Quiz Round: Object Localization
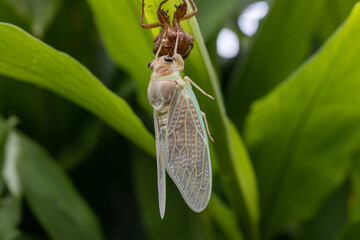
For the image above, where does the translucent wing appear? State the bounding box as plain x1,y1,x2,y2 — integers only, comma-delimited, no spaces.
165,84,212,212
154,111,166,218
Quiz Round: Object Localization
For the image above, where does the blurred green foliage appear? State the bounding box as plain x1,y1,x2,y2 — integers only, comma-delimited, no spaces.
0,0,360,239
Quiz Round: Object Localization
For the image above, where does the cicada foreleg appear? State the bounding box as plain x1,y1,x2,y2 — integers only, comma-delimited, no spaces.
184,76,214,100
180,0,198,21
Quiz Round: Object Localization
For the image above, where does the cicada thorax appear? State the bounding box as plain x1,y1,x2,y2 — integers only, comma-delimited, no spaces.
147,79,176,111
147,56,182,112
147,78,177,138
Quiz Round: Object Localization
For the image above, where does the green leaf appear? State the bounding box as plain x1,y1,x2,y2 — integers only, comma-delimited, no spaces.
0,23,155,156
227,0,358,128
228,119,259,235
86,0,154,112
244,3,360,238
87,0,259,238
3,0,62,37
3,128,104,240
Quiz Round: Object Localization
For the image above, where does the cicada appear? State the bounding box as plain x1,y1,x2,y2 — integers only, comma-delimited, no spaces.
147,35,213,218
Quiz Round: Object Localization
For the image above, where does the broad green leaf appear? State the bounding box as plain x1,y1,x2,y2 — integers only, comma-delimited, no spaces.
87,1,259,238
0,23,155,156
227,0,358,128
228,119,259,235
0,75,92,152
3,128,104,240
3,0,62,37
86,0,154,112
244,3,360,238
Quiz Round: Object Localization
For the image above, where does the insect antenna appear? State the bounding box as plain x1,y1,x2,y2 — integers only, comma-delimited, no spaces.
155,39,165,58
173,30,180,56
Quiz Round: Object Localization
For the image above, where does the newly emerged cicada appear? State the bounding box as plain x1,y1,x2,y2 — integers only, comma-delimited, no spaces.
147,34,213,218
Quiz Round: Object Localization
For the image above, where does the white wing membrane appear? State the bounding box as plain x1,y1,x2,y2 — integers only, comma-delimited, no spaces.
165,85,212,212
154,112,166,218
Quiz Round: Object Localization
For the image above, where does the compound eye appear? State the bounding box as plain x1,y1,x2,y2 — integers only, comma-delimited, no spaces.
148,61,152,68
164,56,174,62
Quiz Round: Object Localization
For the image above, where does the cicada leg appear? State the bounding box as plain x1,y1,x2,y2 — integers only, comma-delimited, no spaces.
140,0,163,29
184,76,214,100
183,76,214,141
201,111,214,142
180,0,198,20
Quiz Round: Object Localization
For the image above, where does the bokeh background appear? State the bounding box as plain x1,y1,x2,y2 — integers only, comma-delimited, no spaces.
1,0,360,239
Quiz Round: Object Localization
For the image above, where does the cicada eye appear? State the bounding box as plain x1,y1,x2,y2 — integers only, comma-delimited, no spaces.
148,61,153,68
164,56,174,62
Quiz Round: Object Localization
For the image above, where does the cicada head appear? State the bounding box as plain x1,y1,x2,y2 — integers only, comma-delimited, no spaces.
149,55,184,74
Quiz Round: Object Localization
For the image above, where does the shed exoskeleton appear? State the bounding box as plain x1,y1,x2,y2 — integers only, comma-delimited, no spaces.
140,0,198,59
